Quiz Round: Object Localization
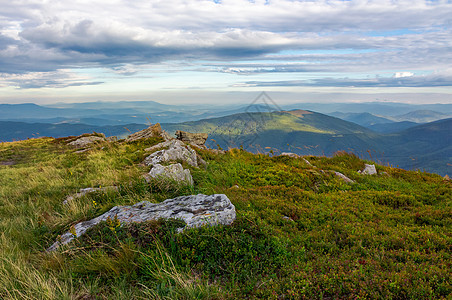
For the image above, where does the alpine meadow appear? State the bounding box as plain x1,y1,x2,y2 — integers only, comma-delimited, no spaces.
1,0,452,299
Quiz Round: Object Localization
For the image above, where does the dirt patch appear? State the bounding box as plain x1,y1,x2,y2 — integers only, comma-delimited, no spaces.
283,110,313,118
0,160,15,166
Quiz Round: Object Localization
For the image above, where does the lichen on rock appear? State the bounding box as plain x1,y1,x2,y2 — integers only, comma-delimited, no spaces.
48,194,236,251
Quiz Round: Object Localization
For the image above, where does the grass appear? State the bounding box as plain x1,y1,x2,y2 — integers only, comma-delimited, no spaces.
0,137,451,299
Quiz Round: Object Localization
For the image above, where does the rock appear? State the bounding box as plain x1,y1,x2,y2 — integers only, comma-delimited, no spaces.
63,186,118,204
68,136,106,148
280,152,300,158
302,158,315,167
358,164,377,175
145,140,176,152
146,163,194,186
125,123,171,142
175,130,208,148
144,140,198,167
444,174,450,181
48,194,236,251
334,171,355,183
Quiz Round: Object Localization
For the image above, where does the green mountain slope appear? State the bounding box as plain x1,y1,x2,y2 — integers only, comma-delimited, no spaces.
162,110,451,175
0,137,450,299
382,118,452,175
392,110,452,123
163,110,382,156
329,112,394,127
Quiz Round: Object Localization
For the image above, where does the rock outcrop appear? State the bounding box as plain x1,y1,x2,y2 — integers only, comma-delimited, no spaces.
144,140,198,167
68,135,106,148
359,164,377,175
125,123,171,142
48,194,236,251
146,163,194,186
175,130,208,148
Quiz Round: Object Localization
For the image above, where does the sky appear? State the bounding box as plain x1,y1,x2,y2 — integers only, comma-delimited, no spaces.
1,0,452,105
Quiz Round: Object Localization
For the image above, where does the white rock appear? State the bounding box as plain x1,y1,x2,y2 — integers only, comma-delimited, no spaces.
68,136,105,148
144,140,198,167
359,164,377,175
147,163,193,186
334,171,355,183
280,152,300,158
48,194,236,251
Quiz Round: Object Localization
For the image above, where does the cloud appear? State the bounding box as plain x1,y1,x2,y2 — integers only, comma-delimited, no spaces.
0,0,452,90
240,72,452,88
0,70,104,89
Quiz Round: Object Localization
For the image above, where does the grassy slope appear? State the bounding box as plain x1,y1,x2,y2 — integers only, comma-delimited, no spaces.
0,137,451,299
163,111,382,157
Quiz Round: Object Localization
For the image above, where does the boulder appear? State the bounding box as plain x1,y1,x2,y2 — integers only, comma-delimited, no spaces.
334,171,355,183
359,164,377,175
125,123,171,142
146,163,194,186
48,194,236,251
144,140,198,167
68,136,106,148
175,130,208,148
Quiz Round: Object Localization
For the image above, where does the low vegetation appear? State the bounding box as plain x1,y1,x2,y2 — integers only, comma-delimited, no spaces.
0,137,451,299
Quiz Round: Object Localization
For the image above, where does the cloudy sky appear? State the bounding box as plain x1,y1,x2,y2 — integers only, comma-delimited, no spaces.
1,0,452,105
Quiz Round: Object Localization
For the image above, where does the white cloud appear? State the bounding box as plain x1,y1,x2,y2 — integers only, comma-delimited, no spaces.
394,72,415,78
0,0,451,93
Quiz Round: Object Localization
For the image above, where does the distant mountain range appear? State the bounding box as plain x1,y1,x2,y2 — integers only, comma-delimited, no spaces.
1,101,451,175
160,110,451,175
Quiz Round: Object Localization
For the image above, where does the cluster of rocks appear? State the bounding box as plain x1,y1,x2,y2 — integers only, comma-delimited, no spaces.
143,139,207,186
49,127,237,251
53,124,385,252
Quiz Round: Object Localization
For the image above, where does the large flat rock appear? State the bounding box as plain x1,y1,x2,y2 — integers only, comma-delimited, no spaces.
48,194,236,251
